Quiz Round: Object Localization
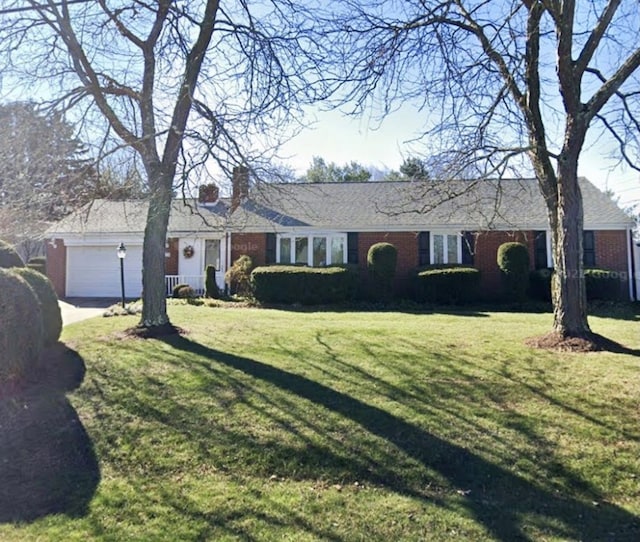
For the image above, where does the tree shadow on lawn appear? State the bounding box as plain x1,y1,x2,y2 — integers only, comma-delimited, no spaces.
0,344,100,523
162,335,640,542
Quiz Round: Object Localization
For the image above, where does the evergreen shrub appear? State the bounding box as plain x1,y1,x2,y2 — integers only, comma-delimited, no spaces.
251,265,357,305
497,242,530,302
0,268,44,383
11,267,62,346
205,265,220,298
0,240,25,269
367,242,398,301
413,266,481,304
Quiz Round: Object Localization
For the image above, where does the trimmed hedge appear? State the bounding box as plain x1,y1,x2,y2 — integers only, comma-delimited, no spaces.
529,267,624,301
0,268,44,383
0,240,25,269
11,267,62,346
251,265,357,305
413,266,481,304
497,242,529,302
585,268,623,300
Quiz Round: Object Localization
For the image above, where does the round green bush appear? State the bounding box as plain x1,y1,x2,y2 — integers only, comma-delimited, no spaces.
11,267,62,346
173,284,196,299
497,242,530,302
367,242,398,301
0,268,44,383
0,240,25,269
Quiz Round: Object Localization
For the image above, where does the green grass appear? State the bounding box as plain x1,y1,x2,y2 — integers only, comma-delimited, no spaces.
1,303,639,541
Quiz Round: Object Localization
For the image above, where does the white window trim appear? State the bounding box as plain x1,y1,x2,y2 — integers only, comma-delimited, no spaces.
276,233,348,266
431,232,463,265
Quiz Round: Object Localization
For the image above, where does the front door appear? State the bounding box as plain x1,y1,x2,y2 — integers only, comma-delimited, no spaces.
204,239,220,271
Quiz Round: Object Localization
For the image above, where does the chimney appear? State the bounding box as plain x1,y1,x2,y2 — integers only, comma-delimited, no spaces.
231,166,249,210
198,183,220,205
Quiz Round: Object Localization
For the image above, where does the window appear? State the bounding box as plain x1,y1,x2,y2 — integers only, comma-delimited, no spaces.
313,237,326,266
277,234,347,266
432,233,461,264
295,237,308,264
534,231,548,269
583,230,596,267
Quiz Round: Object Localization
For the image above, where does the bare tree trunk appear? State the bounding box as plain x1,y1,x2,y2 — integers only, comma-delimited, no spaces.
549,155,591,338
139,168,173,330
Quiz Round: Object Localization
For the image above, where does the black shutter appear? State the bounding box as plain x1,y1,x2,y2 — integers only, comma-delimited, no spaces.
534,231,548,269
583,230,596,267
418,231,430,266
461,231,475,265
347,232,359,264
266,233,276,264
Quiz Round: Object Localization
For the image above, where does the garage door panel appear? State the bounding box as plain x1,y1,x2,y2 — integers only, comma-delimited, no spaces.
67,246,143,298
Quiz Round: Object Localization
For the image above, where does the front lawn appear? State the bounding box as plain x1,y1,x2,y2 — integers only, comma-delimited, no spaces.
1,304,639,541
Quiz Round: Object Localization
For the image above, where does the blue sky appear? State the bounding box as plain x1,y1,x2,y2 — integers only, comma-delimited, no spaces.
280,106,640,213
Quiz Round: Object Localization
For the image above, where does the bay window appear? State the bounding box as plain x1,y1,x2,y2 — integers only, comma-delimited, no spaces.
277,234,347,266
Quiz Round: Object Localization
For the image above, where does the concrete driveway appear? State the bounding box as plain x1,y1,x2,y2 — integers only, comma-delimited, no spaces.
59,298,116,326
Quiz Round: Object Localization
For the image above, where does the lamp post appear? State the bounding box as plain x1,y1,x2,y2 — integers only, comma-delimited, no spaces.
117,242,127,308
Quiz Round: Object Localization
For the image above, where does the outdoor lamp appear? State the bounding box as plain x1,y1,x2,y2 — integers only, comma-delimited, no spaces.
117,242,126,308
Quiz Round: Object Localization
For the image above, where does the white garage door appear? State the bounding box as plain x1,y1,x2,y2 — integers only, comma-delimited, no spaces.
66,246,143,298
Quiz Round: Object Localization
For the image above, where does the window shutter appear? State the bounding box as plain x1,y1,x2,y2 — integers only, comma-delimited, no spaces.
534,231,548,269
461,232,475,265
347,232,359,264
266,233,276,264
418,231,430,266
583,230,596,267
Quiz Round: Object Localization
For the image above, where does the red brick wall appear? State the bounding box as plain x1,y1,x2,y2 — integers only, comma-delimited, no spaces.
46,238,66,298
594,230,628,272
230,233,267,267
165,237,179,275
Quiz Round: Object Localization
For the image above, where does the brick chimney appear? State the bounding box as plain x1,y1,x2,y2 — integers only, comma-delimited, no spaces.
198,183,219,204
231,166,249,210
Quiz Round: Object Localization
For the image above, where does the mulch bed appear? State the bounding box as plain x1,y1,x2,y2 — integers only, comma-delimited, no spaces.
526,332,636,354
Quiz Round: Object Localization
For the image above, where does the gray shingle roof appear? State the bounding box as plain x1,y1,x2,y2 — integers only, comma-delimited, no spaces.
47,178,632,237
230,178,633,231
47,198,229,236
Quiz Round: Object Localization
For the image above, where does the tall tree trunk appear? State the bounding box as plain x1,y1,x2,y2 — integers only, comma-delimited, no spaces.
139,169,173,329
549,158,591,338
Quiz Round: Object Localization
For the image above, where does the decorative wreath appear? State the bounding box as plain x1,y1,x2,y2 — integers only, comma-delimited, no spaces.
182,245,195,259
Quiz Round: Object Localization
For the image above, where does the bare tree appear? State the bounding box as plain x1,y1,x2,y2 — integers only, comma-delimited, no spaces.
0,1,324,333
325,1,640,343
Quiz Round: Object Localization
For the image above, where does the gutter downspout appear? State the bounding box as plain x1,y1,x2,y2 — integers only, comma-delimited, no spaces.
629,228,638,302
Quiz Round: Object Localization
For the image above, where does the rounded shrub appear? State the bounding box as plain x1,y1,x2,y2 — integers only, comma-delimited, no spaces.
414,266,481,304
0,240,25,269
205,264,220,299
367,242,398,301
497,242,530,302
11,267,62,346
0,268,44,384
172,283,196,299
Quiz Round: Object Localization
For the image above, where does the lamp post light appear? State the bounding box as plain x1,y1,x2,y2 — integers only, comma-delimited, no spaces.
117,242,127,309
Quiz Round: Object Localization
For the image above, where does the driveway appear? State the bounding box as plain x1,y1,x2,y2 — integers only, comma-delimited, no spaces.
59,298,116,326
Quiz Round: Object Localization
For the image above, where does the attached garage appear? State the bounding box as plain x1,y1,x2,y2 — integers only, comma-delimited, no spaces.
66,245,143,298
